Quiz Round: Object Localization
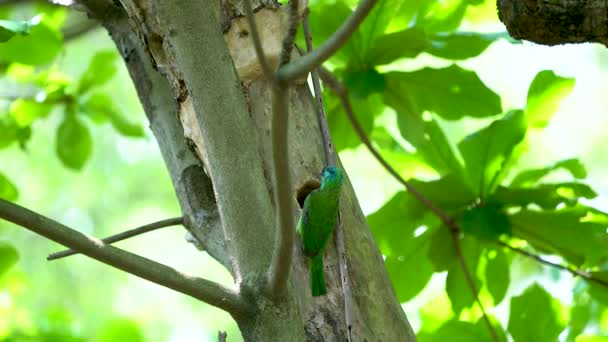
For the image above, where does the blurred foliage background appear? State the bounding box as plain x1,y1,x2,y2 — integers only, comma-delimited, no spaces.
1,0,608,341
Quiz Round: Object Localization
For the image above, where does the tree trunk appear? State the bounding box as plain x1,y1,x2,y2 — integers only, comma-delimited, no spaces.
78,0,416,340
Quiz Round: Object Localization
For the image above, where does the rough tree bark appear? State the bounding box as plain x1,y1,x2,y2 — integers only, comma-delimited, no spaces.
498,0,608,46
76,0,415,341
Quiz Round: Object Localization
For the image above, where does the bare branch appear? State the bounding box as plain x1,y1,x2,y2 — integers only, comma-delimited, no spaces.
266,0,300,297
243,0,273,80
0,199,246,316
277,0,378,83
498,241,608,288
218,331,227,342
47,216,184,261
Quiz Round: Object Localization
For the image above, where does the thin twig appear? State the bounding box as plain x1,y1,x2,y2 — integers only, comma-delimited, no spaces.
319,69,499,341
218,331,227,342
243,0,273,80
498,241,608,287
277,0,378,83
451,231,499,342
0,199,246,316
47,216,184,261
303,14,353,340
266,0,300,297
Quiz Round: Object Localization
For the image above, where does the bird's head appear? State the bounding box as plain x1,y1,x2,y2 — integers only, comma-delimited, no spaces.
321,166,344,188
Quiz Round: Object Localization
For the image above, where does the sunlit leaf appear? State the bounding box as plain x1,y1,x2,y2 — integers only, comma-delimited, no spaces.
511,158,586,187
475,315,507,342
366,27,427,65
78,51,119,94
458,110,527,198
385,66,502,121
10,99,53,127
385,237,435,302
485,248,510,305
526,70,575,128
508,283,565,342
419,0,469,34
0,241,19,277
567,301,591,342
0,19,31,42
82,92,144,137
426,32,510,60
56,111,93,170
459,205,511,241
0,171,18,200
493,182,596,209
409,174,475,210
446,236,482,314
510,207,608,267
0,20,62,65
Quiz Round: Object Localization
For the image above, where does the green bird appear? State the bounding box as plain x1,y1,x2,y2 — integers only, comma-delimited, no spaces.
297,166,345,296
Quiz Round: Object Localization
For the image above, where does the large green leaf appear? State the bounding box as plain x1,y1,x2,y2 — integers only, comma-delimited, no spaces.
82,92,144,137
385,66,501,121
510,207,608,267
426,32,510,60
566,300,591,342
587,272,608,307
0,19,31,42
508,283,565,342
342,68,386,99
77,51,119,94
446,236,482,314
526,70,575,128
492,182,596,210
409,174,475,210
0,19,62,65
510,158,586,187
427,229,455,272
458,110,527,198
325,90,381,151
485,248,510,305
459,205,511,241
367,190,438,256
385,236,435,302
0,171,18,200
56,111,93,170
418,0,469,34
366,27,428,66
0,241,19,277
425,320,487,342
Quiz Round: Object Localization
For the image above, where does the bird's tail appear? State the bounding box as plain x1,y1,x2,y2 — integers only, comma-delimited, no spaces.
310,254,327,297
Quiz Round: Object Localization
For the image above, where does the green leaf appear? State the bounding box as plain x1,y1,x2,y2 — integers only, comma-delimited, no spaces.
510,207,608,267
370,127,436,178
526,70,575,128
77,51,118,94
10,99,53,127
511,158,586,187
409,174,476,210
492,182,596,210
0,19,31,42
0,172,18,200
419,0,469,34
82,92,144,137
56,111,93,170
426,32,510,60
446,236,482,314
459,205,511,241
384,65,502,121
95,318,144,342
485,248,510,305
343,68,386,99
0,19,62,65
368,190,438,256
475,315,507,342
366,27,428,66
0,241,19,277
427,320,487,342
428,229,455,272
508,283,565,342
458,110,527,198
587,272,608,307
567,301,591,342
385,237,434,302
326,90,380,151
